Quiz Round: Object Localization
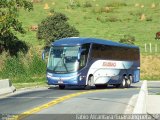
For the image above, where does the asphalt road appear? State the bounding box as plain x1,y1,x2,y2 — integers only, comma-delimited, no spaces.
0,81,159,120
147,81,160,95
0,82,144,120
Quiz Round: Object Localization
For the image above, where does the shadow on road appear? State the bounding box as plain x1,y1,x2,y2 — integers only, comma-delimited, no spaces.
48,84,141,90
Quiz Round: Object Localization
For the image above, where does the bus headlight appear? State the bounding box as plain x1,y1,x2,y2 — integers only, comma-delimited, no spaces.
79,76,86,81
79,76,83,81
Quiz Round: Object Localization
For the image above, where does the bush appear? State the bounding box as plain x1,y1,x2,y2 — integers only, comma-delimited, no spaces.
1,56,26,78
28,53,46,75
119,35,135,45
37,12,79,46
146,17,152,21
106,1,127,8
0,52,46,83
101,7,113,13
68,0,81,9
83,1,92,8
92,7,101,14
96,16,106,23
105,16,120,22
92,6,113,14
0,32,29,56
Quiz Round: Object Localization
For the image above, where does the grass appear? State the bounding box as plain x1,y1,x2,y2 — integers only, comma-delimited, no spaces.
1,0,160,83
13,82,47,89
141,55,160,80
0,50,47,83
18,0,160,50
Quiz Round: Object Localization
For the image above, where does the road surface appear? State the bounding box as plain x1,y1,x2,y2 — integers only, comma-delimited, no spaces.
2,81,157,120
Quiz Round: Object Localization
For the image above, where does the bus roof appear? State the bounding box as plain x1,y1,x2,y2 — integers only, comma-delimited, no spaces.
51,37,139,49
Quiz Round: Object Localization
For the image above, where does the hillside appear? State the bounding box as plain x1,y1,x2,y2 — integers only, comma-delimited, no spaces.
1,0,160,82
18,0,160,53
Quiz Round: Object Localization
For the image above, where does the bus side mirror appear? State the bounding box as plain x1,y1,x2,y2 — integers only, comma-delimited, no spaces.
78,48,86,61
42,51,45,60
78,53,80,61
42,48,50,61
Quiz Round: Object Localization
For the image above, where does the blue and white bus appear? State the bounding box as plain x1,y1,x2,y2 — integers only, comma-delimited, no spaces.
45,37,140,89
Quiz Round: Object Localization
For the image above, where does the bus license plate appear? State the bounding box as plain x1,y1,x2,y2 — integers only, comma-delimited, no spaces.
58,81,63,84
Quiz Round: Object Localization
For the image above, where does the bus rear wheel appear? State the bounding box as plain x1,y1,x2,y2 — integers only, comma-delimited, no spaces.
120,78,126,88
126,76,132,88
59,85,65,89
120,77,131,88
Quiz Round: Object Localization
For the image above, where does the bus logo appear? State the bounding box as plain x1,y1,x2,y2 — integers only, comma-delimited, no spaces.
102,62,116,67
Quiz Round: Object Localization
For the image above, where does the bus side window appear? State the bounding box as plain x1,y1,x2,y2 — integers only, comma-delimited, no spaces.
80,51,86,68
91,44,102,59
79,44,90,68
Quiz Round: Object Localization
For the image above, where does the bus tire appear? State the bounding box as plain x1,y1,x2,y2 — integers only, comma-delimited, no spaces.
126,76,132,88
85,76,93,90
120,78,126,88
59,85,65,89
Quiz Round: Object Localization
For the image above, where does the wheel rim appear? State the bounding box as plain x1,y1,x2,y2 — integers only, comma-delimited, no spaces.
127,79,131,85
122,79,126,87
129,76,133,83
88,79,91,86
88,76,93,86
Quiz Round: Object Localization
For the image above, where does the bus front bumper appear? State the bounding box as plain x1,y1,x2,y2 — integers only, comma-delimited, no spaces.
47,78,78,85
46,72,84,85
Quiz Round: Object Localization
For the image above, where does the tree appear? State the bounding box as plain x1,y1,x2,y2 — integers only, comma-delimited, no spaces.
0,0,33,55
37,11,79,46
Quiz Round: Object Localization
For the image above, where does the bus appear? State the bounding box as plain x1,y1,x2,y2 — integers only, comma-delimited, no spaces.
44,37,140,89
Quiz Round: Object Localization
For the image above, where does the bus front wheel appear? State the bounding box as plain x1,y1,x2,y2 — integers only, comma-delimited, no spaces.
85,76,94,90
59,85,65,89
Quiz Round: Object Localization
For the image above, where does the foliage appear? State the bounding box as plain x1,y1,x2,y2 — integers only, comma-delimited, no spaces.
1,56,26,77
37,11,79,46
1,0,160,82
68,0,81,9
28,53,46,75
0,52,46,83
83,1,92,8
106,1,127,8
0,32,29,56
119,35,135,45
0,0,33,55
141,55,160,80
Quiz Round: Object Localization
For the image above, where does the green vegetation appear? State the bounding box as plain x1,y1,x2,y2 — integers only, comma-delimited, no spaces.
119,35,135,45
37,11,79,46
141,55,160,80
0,51,46,83
1,0,160,84
16,0,160,52
0,0,33,56
13,82,47,89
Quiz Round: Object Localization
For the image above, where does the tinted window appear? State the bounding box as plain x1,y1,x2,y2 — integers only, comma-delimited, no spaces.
79,44,90,68
91,44,139,61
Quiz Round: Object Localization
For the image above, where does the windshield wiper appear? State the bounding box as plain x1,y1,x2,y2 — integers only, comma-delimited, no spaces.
53,54,69,73
62,55,69,72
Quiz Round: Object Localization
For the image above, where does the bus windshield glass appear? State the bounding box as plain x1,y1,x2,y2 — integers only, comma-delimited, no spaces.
47,46,80,73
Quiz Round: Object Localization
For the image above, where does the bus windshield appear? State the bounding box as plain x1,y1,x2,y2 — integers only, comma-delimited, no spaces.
47,46,80,73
